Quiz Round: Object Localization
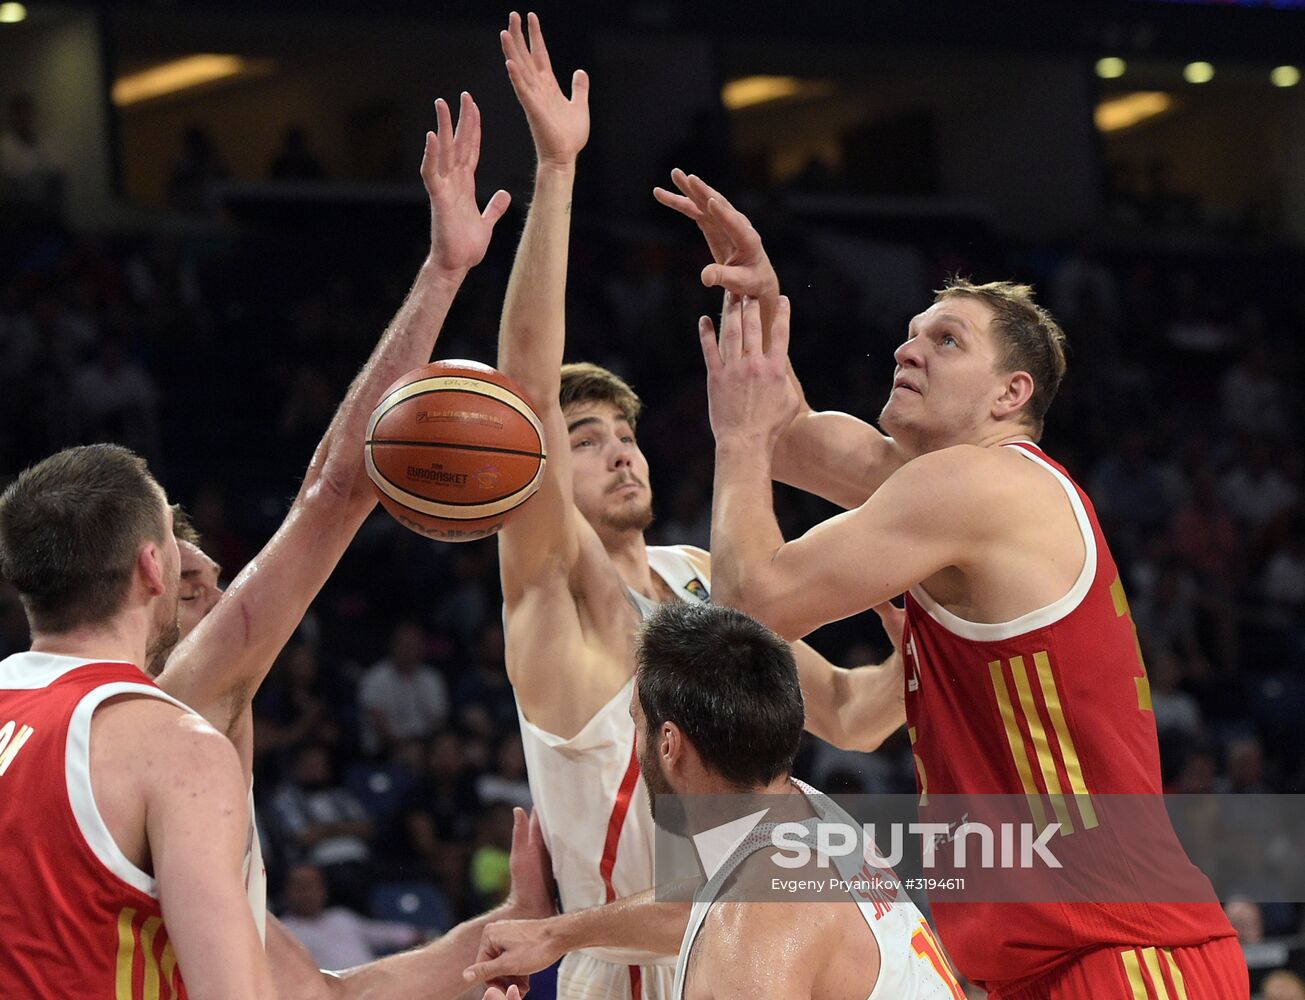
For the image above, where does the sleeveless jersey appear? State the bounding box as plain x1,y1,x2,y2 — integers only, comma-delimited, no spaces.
0,652,195,999
245,786,268,943
672,779,963,1000
515,546,710,973
901,443,1234,990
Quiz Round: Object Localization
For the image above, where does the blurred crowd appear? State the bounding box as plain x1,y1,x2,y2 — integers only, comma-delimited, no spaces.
2,142,1304,984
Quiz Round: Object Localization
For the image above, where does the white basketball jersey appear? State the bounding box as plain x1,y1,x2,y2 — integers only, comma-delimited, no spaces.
672,779,963,1000
515,546,710,970
244,787,267,944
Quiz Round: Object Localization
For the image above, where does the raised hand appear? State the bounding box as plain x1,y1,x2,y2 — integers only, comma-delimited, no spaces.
699,293,800,449
501,11,590,167
655,170,779,336
504,807,555,920
421,92,511,275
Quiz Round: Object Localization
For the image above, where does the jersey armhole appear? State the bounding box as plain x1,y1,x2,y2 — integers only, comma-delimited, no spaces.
66,682,194,899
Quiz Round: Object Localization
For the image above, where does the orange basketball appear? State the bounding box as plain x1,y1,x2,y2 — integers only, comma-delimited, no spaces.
365,360,547,542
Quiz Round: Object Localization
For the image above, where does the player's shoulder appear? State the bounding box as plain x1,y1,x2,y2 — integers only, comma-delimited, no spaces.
704,898,843,985
101,695,239,773
881,444,1013,503
670,544,711,577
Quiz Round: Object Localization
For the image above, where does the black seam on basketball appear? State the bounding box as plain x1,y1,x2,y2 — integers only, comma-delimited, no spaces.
376,386,543,451
366,439,545,460
369,462,544,510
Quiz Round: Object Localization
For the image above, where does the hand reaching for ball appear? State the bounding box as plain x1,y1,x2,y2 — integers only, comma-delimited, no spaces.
420,92,512,275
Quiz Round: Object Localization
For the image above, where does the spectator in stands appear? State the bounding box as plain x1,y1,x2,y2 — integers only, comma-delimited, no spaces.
1261,516,1305,615
278,863,421,970
1221,439,1299,533
1089,429,1172,556
1264,971,1305,1000
70,335,160,462
1148,647,1204,738
0,93,63,212
1224,897,1264,946
167,124,229,214
403,730,481,916
454,622,516,738
476,734,532,810
359,620,450,758
468,803,516,911
1169,469,1243,585
1220,737,1271,795
270,743,374,910
1221,339,1289,437
255,640,341,763
270,126,326,181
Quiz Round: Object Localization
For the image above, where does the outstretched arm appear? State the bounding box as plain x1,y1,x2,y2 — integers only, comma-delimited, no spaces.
704,295,975,641
463,888,692,987
157,94,509,762
493,13,595,670
269,808,552,1000
655,171,905,508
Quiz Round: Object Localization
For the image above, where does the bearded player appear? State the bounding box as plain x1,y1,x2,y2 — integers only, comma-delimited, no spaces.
490,14,900,1000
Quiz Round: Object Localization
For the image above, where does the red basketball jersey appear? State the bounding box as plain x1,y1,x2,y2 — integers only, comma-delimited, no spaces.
0,652,190,999
901,443,1234,991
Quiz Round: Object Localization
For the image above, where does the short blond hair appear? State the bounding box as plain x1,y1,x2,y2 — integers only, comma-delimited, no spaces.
935,278,1068,437
559,362,643,429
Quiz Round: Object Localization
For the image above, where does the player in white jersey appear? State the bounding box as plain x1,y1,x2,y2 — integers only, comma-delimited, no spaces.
467,602,962,999
492,15,876,999
146,93,553,997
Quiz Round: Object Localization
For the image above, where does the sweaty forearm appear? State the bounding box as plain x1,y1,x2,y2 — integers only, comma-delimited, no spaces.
548,890,689,957
334,903,514,1000
497,164,576,397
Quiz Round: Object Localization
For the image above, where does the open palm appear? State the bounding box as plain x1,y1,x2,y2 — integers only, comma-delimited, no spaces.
420,92,511,274
501,11,590,166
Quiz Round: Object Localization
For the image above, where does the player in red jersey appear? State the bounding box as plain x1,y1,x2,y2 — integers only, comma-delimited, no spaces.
0,444,275,999
659,176,1248,999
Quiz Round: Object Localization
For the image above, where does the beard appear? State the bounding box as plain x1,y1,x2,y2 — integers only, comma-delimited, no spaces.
145,601,181,678
601,497,654,535
639,745,688,835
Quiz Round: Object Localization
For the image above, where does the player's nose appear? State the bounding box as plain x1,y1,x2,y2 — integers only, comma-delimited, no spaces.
894,339,923,368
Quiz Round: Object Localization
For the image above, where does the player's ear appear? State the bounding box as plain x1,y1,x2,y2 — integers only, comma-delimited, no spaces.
661,721,684,770
993,370,1035,422
137,541,166,597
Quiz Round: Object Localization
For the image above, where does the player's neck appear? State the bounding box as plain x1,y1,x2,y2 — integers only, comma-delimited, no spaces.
29,617,150,674
603,529,655,597
909,424,1037,457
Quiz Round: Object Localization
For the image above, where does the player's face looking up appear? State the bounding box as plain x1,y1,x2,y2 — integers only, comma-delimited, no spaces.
565,400,654,535
879,295,1020,451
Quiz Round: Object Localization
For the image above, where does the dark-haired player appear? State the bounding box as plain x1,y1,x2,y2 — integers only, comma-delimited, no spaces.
491,16,882,999
0,443,275,998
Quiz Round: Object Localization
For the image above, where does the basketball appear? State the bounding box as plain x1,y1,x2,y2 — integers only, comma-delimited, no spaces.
364,360,547,542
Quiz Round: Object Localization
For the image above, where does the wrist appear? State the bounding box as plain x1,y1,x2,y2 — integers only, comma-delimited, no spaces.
421,257,470,286
717,431,780,457
535,158,578,180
